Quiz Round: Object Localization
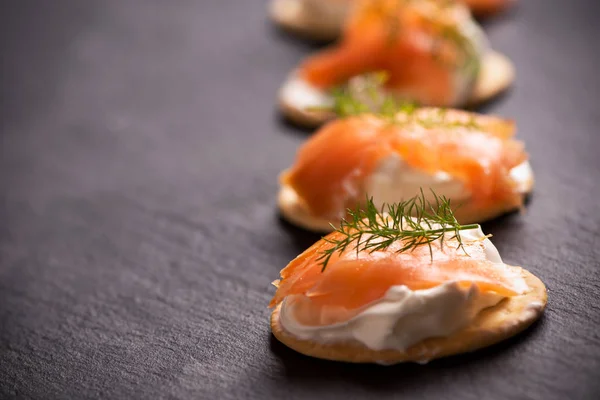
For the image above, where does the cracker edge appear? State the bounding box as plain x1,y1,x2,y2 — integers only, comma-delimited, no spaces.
467,50,515,106
269,0,344,42
277,165,534,233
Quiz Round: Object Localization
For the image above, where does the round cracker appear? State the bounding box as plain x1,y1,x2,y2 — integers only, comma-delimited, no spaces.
271,267,546,364
277,163,534,233
278,185,334,232
467,51,515,106
279,51,515,127
279,95,336,129
269,0,344,42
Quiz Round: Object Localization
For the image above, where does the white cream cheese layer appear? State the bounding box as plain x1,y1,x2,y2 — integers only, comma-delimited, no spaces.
509,160,534,193
280,74,336,112
270,0,350,35
279,227,526,353
364,154,532,210
365,154,470,209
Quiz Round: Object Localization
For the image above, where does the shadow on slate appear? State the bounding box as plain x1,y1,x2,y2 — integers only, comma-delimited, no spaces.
2,0,600,399
269,314,546,390
274,110,319,135
268,21,336,50
277,213,323,254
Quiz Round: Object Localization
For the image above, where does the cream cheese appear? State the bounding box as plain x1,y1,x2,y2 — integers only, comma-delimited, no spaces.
281,282,503,352
270,0,349,37
365,153,470,209
278,226,527,355
509,160,534,193
280,74,335,112
365,153,532,211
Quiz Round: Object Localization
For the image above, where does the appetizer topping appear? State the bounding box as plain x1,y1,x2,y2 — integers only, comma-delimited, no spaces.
279,280,505,351
282,102,526,220
299,0,487,106
271,195,529,351
271,195,526,309
317,191,479,270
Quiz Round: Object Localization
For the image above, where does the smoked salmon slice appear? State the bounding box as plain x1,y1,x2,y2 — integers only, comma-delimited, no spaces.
269,228,527,326
299,0,482,106
282,108,526,221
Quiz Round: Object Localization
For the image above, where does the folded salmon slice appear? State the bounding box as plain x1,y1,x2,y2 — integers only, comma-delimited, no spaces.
299,0,477,106
282,109,526,220
270,229,527,325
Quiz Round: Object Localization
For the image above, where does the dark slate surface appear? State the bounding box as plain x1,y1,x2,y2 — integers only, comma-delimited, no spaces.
1,0,599,399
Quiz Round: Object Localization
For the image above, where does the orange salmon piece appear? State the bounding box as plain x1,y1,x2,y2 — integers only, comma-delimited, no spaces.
270,230,526,326
282,116,390,219
299,0,469,106
283,110,525,220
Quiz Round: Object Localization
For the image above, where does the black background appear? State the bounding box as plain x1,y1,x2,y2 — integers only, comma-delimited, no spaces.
1,0,599,399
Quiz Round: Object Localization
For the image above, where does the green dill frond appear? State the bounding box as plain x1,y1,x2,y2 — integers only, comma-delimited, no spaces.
316,190,479,271
314,72,481,131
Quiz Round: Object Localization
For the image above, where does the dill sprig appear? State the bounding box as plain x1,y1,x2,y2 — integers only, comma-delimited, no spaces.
329,72,401,118
316,190,479,271
308,72,419,119
311,73,481,131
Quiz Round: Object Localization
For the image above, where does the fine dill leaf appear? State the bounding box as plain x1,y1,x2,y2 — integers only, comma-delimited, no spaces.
327,72,393,118
317,74,481,131
317,72,418,120
331,86,370,117
316,190,479,272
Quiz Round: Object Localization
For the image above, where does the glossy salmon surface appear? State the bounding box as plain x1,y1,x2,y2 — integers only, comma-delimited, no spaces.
299,0,483,106
270,227,526,326
282,108,526,220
